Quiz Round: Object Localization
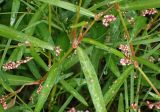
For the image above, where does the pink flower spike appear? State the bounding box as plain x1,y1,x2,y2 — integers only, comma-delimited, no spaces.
142,8,157,16
0,97,7,110
146,101,154,109
102,15,116,27
2,57,33,71
155,101,160,109
54,46,62,56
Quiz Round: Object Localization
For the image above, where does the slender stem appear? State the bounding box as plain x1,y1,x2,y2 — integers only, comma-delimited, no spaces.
48,4,52,34
48,4,52,67
115,3,138,67
16,94,33,112
59,47,73,64
130,72,134,112
137,66,160,96
124,80,129,112
48,86,57,112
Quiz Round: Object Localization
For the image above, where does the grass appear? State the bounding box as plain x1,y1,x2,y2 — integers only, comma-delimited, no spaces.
0,0,160,112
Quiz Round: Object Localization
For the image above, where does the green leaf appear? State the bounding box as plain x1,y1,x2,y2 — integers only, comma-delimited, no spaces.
4,74,35,85
0,24,54,50
30,46,49,71
149,92,160,100
77,47,107,112
118,93,124,112
25,4,47,35
104,65,134,105
133,57,160,73
37,0,95,17
10,0,20,26
107,57,121,77
8,45,25,62
60,80,88,106
34,63,62,112
120,0,160,10
0,71,14,93
83,38,124,58
131,16,147,38
27,60,41,79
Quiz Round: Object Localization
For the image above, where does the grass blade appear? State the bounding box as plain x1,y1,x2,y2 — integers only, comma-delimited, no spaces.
104,65,134,105
60,80,88,106
37,0,95,17
77,47,107,112
25,4,47,35
0,24,54,50
30,46,49,71
120,0,160,10
118,93,124,112
133,57,160,73
83,38,124,58
10,0,20,26
34,63,62,112
3,73,35,85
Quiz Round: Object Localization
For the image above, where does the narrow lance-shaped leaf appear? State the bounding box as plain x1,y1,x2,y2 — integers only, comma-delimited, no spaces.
34,63,62,112
133,57,160,73
60,80,88,106
118,93,124,112
149,92,160,100
37,0,95,17
83,38,124,58
10,0,20,26
25,4,47,35
0,24,54,50
104,65,134,105
120,0,160,10
1,73,35,86
77,47,107,112
30,46,49,71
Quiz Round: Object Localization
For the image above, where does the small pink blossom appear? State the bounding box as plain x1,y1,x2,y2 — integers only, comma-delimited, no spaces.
2,57,33,71
155,101,160,109
148,56,155,62
128,17,135,25
146,101,155,109
119,44,132,66
131,103,137,109
120,58,132,66
0,97,7,110
102,15,116,27
142,8,157,16
67,107,76,112
119,44,129,53
54,46,62,56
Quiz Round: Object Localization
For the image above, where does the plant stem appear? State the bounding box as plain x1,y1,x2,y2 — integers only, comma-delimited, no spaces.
137,66,160,96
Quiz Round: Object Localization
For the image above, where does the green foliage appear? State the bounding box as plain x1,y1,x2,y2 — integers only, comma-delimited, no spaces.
0,0,160,112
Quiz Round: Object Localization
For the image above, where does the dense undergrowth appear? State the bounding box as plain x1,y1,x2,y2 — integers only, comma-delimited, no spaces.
0,0,160,112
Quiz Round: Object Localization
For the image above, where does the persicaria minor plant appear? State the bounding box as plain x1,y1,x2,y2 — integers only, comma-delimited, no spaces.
0,0,160,112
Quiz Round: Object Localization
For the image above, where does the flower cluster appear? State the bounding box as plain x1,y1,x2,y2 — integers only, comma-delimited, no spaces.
102,15,116,27
148,56,155,62
54,46,62,56
0,96,7,110
119,44,132,66
131,103,137,110
147,101,160,109
2,57,33,71
128,17,135,25
142,8,157,16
